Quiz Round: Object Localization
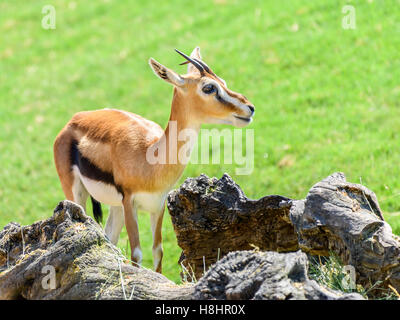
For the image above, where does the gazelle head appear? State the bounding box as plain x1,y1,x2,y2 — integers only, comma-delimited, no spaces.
149,47,255,128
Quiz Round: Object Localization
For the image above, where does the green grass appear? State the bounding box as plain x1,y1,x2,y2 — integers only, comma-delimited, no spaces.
309,254,399,299
1,0,400,283
309,254,367,298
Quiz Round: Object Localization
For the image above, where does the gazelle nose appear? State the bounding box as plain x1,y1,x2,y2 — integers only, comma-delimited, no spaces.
247,105,255,115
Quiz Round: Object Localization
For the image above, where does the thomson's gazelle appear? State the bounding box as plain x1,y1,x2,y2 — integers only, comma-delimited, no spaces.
53,47,255,273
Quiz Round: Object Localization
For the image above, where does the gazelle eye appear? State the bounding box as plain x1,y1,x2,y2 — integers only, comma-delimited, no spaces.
202,84,216,94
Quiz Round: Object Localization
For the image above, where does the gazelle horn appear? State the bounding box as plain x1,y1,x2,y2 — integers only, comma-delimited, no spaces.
175,49,205,75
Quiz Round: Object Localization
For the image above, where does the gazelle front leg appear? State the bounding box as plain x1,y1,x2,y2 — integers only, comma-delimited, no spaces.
122,196,142,266
105,206,124,245
150,205,165,273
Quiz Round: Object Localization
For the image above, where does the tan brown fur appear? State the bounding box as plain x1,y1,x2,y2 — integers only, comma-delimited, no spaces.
53,47,254,272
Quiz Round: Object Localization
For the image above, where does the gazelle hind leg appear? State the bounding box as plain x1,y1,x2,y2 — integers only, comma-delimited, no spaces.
150,205,164,273
105,206,124,245
54,127,76,201
123,196,142,266
71,169,89,212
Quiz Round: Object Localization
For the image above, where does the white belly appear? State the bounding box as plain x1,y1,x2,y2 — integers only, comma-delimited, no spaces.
134,192,168,213
74,167,168,212
80,175,123,206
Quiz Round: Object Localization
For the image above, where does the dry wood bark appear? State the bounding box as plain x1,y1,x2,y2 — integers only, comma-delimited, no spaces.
168,172,400,297
0,200,360,300
167,174,299,280
290,172,400,296
194,250,363,300
1,172,398,299
0,200,193,300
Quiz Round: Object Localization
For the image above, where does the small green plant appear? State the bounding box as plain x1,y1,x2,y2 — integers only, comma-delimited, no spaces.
179,262,197,284
309,254,364,296
308,253,398,300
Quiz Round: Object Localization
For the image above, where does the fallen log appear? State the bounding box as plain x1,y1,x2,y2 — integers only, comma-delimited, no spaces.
194,250,363,300
0,201,193,300
168,172,400,297
290,172,400,296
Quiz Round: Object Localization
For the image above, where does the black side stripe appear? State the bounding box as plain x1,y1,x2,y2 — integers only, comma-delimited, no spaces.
70,140,124,196
216,93,236,110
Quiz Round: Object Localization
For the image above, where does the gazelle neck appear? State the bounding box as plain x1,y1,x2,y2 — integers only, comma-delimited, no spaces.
153,88,201,189
166,87,201,138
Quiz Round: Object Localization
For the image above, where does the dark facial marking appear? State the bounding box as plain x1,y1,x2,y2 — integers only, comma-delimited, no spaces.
70,140,124,195
216,94,237,111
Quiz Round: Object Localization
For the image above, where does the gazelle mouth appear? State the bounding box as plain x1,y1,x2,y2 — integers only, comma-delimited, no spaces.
234,115,252,122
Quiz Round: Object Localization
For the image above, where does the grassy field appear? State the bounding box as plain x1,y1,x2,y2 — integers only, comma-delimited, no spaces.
1,0,400,283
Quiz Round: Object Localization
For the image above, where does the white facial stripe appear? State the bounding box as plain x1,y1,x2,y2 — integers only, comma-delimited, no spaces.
207,80,249,114
216,76,226,87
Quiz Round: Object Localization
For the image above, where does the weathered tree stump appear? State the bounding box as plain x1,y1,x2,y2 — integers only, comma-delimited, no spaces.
168,172,400,297
167,174,299,280
0,201,193,300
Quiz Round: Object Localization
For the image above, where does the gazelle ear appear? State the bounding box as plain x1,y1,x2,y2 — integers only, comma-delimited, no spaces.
187,46,202,74
190,46,202,60
149,58,185,87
